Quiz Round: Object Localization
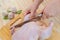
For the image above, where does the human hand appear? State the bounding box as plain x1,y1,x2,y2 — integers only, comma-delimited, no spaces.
24,4,38,19
43,0,60,19
10,25,15,35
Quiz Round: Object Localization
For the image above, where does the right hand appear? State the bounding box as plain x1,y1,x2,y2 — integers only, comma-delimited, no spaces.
24,4,38,19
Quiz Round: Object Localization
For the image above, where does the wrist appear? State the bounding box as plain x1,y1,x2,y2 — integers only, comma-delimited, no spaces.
33,0,43,8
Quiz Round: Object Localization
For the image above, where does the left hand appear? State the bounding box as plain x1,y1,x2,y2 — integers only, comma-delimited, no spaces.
10,25,15,35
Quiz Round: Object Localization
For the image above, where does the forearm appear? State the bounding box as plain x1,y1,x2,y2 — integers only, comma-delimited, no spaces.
33,0,43,8
31,0,43,12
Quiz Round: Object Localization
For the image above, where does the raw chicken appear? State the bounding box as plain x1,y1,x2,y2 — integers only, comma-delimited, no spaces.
12,14,53,40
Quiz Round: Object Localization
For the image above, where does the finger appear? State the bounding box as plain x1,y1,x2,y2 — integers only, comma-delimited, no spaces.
29,11,36,19
42,13,47,19
10,26,15,35
42,11,52,19
10,25,15,30
24,9,30,16
11,27,15,35
48,21,54,27
43,12,53,19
